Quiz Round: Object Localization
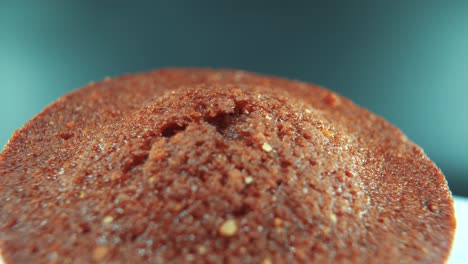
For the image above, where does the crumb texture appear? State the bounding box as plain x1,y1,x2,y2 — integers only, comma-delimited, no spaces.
0,69,455,263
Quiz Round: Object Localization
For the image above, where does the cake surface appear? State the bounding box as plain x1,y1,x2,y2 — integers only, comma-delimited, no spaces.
0,69,455,263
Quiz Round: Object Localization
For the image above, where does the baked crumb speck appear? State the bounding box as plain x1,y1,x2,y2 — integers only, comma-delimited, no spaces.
219,219,238,237
102,216,114,224
244,176,254,184
262,142,273,152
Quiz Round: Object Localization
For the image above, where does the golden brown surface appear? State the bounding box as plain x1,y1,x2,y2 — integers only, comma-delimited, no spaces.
0,69,455,263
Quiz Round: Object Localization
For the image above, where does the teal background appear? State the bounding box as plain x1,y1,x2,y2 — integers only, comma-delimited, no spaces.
1,1,467,195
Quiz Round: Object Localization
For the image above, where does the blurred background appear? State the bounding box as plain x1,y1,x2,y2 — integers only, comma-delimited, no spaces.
0,0,467,195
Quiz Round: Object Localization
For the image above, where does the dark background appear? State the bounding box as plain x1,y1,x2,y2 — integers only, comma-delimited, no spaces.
1,1,467,195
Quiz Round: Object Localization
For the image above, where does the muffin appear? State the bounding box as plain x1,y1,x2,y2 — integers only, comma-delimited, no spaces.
0,69,455,263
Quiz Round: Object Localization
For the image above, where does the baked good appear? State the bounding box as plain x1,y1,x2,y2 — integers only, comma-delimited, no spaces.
0,69,455,263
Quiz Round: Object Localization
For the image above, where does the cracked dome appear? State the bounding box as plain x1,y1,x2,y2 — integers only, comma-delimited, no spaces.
0,69,455,263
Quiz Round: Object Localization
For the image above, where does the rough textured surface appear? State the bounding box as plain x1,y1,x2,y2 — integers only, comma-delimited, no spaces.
0,69,455,263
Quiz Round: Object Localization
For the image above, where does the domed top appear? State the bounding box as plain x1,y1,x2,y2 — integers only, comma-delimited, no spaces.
0,69,455,263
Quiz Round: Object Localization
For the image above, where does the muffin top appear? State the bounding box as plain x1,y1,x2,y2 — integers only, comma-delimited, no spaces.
0,69,455,263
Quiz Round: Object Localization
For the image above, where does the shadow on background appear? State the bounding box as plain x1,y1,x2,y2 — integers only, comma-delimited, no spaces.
1,0,467,195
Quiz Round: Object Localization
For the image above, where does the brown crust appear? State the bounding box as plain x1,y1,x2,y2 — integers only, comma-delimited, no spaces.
0,69,455,263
